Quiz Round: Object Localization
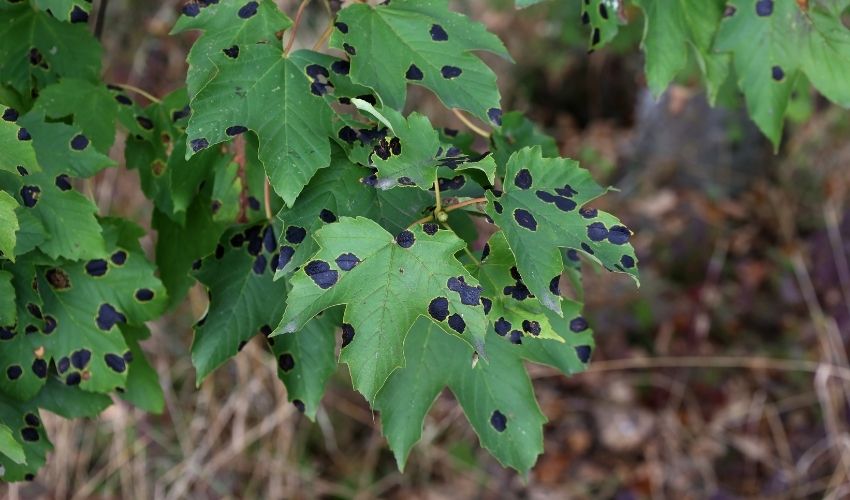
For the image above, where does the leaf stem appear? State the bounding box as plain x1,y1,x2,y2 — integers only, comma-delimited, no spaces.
94,0,108,40
113,83,161,104
285,0,313,55
264,177,273,221
408,197,487,227
439,221,481,266
451,109,490,138
434,176,443,212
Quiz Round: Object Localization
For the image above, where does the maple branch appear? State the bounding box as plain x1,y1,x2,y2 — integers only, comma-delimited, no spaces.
113,83,161,104
408,197,487,228
451,109,490,138
285,0,313,55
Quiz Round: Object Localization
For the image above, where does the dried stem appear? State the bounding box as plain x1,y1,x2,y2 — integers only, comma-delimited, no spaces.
264,177,273,221
285,0,313,55
451,109,490,138
113,83,161,104
408,197,486,228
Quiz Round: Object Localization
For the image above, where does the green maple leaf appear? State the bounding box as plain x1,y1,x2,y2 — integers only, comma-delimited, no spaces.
173,1,340,205
484,147,638,315
0,192,18,260
274,217,488,402
582,0,620,50
19,111,116,178
0,400,51,482
0,170,105,261
119,325,164,413
269,307,341,420
0,422,25,466
330,0,511,123
715,0,850,147
0,3,100,94
33,79,119,153
633,0,729,103
33,0,92,24
35,219,167,393
0,270,13,324
490,111,558,174
32,378,111,419
0,105,39,175
374,319,546,472
191,223,288,383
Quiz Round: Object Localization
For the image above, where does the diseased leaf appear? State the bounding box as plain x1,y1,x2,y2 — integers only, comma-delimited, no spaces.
33,0,92,24
330,0,510,123
0,399,50,482
485,147,638,315
0,105,39,175
33,377,112,418
19,110,116,177
490,111,558,175
0,3,100,94
0,192,19,260
275,217,488,402
715,0,850,146
120,325,164,413
375,319,546,473
191,223,288,383
0,423,25,466
582,0,621,50
33,79,119,152
634,0,729,103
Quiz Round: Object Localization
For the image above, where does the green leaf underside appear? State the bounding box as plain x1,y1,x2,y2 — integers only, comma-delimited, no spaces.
715,0,850,147
634,0,729,103
0,4,100,94
485,147,638,315
0,399,50,482
275,217,488,402
375,319,546,473
191,224,288,383
330,0,510,123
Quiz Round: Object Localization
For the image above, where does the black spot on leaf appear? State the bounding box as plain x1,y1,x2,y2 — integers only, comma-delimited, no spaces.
286,226,307,244
581,242,594,255
306,64,329,79
253,255,267,275
522,320,541,336
490,410,507,432
447,276,482,306
549,275,561,296
428,297,449,321
278,353,295,372
2,108,18,121
104,353,127,373
223,45,240,58
278,246,295,269
430,24,448,41
0,327,15,341
226,125,248,136
46,268,70,289
423,223,438,235
756,0,773,16
6,365,22,380
396,230,415,248
514,209,537,231
24,413,39,427
96,304,126,331
182,2,201,16
341,323,356,348
21,427,39,442
607,225,630,245
447,313,466,333
771,65,784,81
441,66,462,79
580,207,598,219
493,201,503,214
481,297,492,314
71,349,91,369
31,359,47,378
343,43,356,55
21,185,40,207
495,317,511,336
338,126,357,143
66,372,81,386
70,134,89,151
319,209,337,223
620,255,635,269
55,174,72,191
514,169,532,189
86,259,108,277
587,222,608,241
17,128,31,141
335,253,360,271
17,166,28,176
331,60,350,75
42,316,57,335
334,22,348,33
570,317,589,332
190,138,209,152
509,330,523,344
293,400,305,412
263,226,276,252
488,108,502,126
575,345,592,363
57,357,70,374
305,260,338,289
591,28,601,45
135,289,155,301
406,64,424,80
237,1,258,18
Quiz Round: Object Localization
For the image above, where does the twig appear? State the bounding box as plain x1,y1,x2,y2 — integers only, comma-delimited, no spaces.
264,177,273,221
112,83,161,104
94,0,109,40
313,21,334,50
451,109,490,138
285,0,313,55
408,197,486,227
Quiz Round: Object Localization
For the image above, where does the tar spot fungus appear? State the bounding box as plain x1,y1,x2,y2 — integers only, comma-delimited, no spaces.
55,174,72,191
620,255,635,269
341,323,356,348
495,317,512,336
6,365,22,380
20,186,40,208
575,345,592,363
278,246,295,269
490,410,507,432
396,230,415,248
580,242,594,255
488,108,502,126
522,320,541,336
493,201,503,214
226,125,248,136
70,134,89,151
509,330,523,344
66,372,81,386
182,2,201,17
190,138,209,152
238,1,258,18
607,225,630,245
441,66,462,79
20,427,39,442
447,313,466,333
514,209,538,231
331,60,350,75
406,64,424,80
278,353,295,372
31,359,47,378
430,24,448,41
252,255,267,275
85,259,108,277
305,260,338,289
587,222,608,242
756,0,773,16
293,400,306,413
263,226,276,252
2,108,18,121
428,297,450,321
423,223,439,235
570,316,589,333
105,353,127,373
285,226,307,244
334,21,348,33
343,43,356,55
135,289,155,301
335,253,360,271
46,268,70,289
17,128,31,141
319,209,337,223
771,65,784,81
96,303,126,331
338,126,357,143
447,276,482,306
481,297,492,314
514,169,532,189
71,349,91,369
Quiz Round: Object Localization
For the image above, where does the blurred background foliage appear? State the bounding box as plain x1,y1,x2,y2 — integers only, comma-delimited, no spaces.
5,0,850,498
